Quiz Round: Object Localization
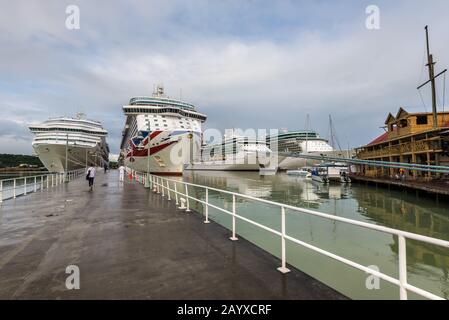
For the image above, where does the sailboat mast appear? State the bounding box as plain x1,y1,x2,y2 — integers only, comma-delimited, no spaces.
425,26,438,129
305,114,310,153
329,115,335,150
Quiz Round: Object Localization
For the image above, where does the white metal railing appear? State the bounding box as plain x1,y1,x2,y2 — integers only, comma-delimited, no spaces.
0,169,85,203
127,168,449,300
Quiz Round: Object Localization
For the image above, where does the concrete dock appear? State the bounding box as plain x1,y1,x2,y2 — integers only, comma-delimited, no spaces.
0,171,346,300
350,174,449,198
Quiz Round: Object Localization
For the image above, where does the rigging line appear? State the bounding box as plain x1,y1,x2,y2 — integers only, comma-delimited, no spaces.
443,71,446,125
418,89,428,112
418,43,427,84
417,43,428,112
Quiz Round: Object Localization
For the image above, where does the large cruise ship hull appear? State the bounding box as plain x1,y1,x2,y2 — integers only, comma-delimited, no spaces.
279,150,354,170
184,154,285,171
33,144,105,173
123,131,201,175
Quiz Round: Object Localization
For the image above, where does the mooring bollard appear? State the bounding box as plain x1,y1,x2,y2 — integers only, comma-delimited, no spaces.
179,198,187,210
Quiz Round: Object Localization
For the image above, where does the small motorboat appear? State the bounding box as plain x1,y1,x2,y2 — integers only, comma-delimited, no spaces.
287,168,312,178
310,167,329,184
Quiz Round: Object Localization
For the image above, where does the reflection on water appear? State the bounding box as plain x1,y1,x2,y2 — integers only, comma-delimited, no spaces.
182,171,449,299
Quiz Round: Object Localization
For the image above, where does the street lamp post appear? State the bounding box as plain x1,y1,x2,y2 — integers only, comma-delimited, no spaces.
64,133,69,183
145,133,151,188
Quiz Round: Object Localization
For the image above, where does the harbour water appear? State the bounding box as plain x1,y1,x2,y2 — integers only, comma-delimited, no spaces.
181,171,449,299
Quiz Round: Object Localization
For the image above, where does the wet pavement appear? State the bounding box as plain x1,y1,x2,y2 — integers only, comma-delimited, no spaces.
0,170,346,299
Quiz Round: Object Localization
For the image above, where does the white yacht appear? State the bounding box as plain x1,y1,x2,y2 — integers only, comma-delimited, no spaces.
29,114,109,173
120,85,206,175
184,135,282,171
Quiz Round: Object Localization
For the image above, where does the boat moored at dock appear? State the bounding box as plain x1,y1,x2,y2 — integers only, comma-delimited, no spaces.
266,130,334,170
28,114,109,173
119,85,206,175
184,135,283,171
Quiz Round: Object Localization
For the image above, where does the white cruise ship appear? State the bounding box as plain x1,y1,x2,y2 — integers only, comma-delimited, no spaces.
119,85,206,175
29,114,109,173
266,130,334,170
184,134,283,171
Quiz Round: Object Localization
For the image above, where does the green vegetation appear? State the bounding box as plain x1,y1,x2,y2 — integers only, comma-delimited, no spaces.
0,154,43,168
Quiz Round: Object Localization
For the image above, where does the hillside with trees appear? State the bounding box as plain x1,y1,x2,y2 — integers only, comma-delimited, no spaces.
0,154,43,168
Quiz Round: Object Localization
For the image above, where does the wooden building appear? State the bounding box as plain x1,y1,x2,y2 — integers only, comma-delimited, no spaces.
355,108,449,180
357,108,449,179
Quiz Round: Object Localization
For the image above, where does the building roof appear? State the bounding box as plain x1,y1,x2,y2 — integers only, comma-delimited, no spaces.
395,107,409,119
384,113,395,125
367,132,389,146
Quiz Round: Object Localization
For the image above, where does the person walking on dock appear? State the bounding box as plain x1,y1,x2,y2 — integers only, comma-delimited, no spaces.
86,165,96,191
119,165,125,182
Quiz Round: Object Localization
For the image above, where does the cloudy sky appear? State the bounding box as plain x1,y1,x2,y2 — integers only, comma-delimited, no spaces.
1,0,449,154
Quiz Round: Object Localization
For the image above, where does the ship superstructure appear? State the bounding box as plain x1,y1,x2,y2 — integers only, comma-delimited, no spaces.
119,85,207,174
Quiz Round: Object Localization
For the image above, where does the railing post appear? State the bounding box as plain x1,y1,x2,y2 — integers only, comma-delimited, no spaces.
277,206,291,274
204,188,210,224
229,194,238,241
41,176,44,191
46,175,49,189
13,179,16,199
166,180,171,201
161,177,165,197
398,235,408,300
24,177,27,195
174,182,179,205
156,177,160,194
185,184,191,212
0,180,3,203
152,175,157,193
34,176,37,192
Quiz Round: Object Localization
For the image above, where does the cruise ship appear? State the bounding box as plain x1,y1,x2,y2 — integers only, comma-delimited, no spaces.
119,85,206,175
29,114,109,173
184,134,282,171
266,130,334,170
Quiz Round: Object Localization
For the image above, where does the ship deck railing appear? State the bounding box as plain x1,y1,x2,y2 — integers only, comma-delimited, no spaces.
127,167,449,300
0,169,85,203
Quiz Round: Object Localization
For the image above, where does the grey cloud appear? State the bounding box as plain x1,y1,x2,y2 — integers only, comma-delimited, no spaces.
1,0,449,154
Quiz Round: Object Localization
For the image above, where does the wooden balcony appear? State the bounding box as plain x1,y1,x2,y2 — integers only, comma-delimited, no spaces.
357,139,441,159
